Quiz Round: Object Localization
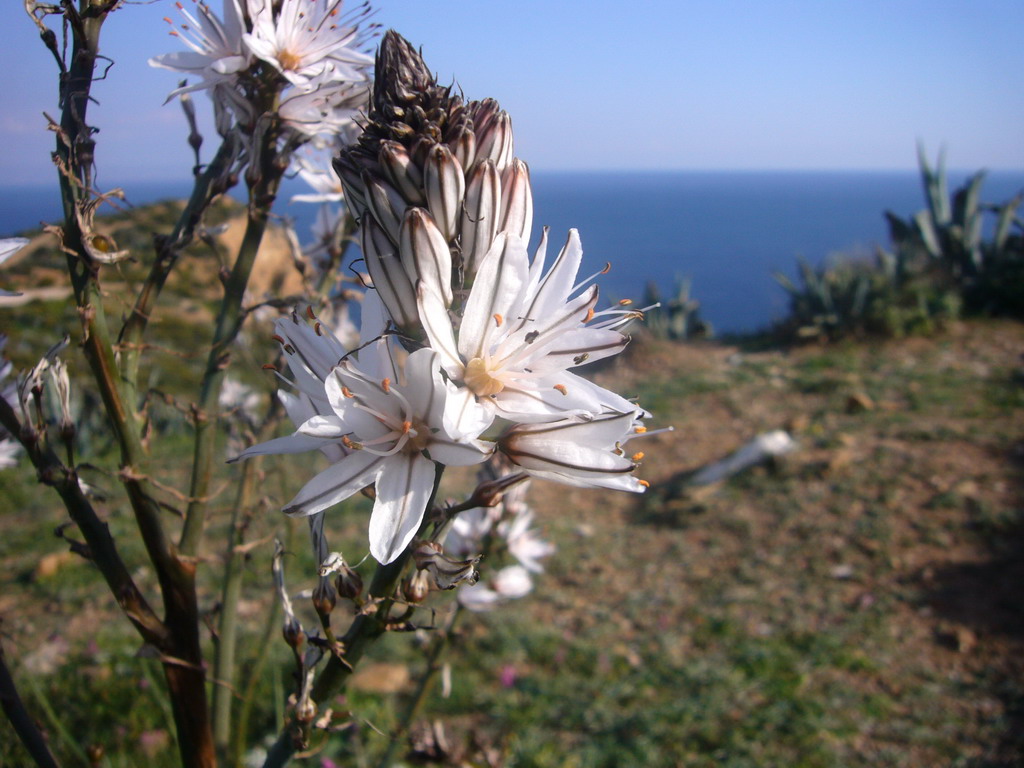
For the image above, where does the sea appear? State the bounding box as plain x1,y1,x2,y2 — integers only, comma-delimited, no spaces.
3,170,1022,334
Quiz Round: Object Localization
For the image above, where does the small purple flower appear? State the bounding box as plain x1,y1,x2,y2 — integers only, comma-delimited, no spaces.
499,664,518,688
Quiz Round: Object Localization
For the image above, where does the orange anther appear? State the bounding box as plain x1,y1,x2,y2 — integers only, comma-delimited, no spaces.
306,305,316,320
271,334,285,344
402,420,412,433
584,308,595,323
618,299,633,306
381,378,391,393
632,452,645,461
553,384,568,396
314,322,322,336
638,479,650,488
634,426,647,434
493,313,504,327
261,363,277,371
601,262,612,274
341,386,355,399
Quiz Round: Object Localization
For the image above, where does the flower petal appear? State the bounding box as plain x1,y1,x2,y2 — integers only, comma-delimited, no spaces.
402,348,446,425
427,434,494,466
283,450,386,518
229,432,339,463
442,383,494,438
369,452,436,564
459,233,528,360
417,282,462,377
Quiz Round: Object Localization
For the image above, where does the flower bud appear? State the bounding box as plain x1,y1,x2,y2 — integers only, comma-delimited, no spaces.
399,208,453,307
423,144,466,242
311,579,337,619
402,569,431,603
409,136,435,170
499,159,533,246
469,98,501,143
334,566,363,600
333,154,369,213
412,541,481,590
362,172,406,245
361,217,419,328
379,140,425,205
283,616,305,651
446,122,476,174
474,109,513,171
461,159,501,277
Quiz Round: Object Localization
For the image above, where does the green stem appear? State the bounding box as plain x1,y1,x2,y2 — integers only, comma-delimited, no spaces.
180,160,285,558
231,521,292,767
211,454,264,759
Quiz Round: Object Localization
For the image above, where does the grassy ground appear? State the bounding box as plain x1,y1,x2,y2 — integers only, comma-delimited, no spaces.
1,213,1022,765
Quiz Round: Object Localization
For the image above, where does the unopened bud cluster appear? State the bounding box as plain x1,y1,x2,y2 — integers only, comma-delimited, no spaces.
336,31,531,331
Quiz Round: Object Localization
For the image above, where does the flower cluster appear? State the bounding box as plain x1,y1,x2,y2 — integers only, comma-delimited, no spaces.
151,0,375,142
444,466,555,611
234,32,658,567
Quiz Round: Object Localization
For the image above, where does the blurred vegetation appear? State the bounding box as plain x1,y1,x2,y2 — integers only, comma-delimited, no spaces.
3,183,1024,767
5,317,1024,767
640,277,712,341
775,147,1023,342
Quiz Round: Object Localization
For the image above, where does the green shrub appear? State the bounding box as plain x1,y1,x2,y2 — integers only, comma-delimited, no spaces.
776,146,1021,342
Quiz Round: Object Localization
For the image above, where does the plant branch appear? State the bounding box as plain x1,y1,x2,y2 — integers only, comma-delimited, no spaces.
1,637,63,768
0,399,167,643
46,6,215,765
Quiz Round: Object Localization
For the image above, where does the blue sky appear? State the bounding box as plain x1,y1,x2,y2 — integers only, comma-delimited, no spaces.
1,0,1022,184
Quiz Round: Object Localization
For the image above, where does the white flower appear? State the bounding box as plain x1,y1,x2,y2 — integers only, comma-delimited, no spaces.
501,508,555,574
243,0,374,89
149,0,249,97
0,439,20,470
234,345,493,564
0,334,20,468
0,238,28,297
278,76,368,137
219,376,262,419
498,410,649,492
457,565,533,612
232,307,353,463
291,161,345,204
444,505,501,559
419,229,640,423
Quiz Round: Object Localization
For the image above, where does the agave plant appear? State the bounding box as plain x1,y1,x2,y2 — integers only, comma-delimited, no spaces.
642,277,710,340
778,145,1022,342
883,145,1024,315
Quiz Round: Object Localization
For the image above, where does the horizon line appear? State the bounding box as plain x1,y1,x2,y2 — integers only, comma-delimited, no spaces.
3,166,1024,188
